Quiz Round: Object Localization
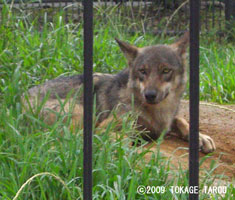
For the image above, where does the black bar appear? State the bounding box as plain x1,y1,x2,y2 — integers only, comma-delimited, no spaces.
83,0,93,200
225,0,232,21
212,0,215,28
225,0,235,26
189,0,200,200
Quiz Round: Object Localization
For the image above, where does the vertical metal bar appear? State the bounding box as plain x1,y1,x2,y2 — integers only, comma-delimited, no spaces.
225,0,231,22
205,0,208,30
71,1,74,20
83,0,93,199
189,0,200,200
183,0,189,34
59,0,62,13
65,1,68,23
105,0,107,8
150,0,155,31
225,0,235,29
212,0,215,28
219,0,222,37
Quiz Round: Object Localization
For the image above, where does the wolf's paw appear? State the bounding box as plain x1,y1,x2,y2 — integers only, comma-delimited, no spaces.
199,133,216,154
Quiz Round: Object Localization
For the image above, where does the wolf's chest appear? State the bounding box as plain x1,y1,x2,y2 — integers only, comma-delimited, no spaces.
137,102,177,139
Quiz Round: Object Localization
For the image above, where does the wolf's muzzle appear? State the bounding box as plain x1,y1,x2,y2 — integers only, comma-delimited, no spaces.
144,89,169,104
144,90,157,104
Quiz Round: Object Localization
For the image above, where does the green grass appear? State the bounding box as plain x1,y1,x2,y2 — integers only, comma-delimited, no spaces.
199,42,235,103
0,3,234,200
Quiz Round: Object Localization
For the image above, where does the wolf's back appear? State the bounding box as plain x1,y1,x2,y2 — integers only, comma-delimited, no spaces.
27,75,84,100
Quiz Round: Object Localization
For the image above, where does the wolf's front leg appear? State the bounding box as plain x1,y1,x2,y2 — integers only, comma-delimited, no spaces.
171,117,216,154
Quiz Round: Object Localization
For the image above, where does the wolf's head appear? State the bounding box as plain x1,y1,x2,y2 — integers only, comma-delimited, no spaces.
116,32,189,105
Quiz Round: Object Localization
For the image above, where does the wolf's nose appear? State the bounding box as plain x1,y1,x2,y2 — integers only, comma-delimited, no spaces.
144,90,157,103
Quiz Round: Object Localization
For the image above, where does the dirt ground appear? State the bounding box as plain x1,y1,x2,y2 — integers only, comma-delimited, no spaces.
147,101,235,180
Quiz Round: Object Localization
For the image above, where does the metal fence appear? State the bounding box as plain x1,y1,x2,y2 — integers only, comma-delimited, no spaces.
1,0,233,199
82,0,200,199
1,0,235,34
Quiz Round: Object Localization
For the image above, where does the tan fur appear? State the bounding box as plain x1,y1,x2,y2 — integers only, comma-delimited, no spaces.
172,117,216,153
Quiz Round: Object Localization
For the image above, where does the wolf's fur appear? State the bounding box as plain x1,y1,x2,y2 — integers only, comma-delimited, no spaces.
23,33,215,153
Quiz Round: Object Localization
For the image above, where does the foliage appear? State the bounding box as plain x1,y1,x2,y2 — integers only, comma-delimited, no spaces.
0,3,234,199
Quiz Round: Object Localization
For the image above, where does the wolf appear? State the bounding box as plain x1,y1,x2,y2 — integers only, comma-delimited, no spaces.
23,32,215,153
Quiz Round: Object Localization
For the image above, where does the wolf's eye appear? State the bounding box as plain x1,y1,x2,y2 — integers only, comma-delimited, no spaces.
162,68,171,74
139,69,147,75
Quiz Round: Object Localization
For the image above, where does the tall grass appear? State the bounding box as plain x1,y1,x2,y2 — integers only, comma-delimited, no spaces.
199,43,235,103
0,3,234,199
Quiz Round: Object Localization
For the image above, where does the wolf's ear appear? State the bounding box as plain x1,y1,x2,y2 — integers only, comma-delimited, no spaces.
115,38,139,64
170,32,189,57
